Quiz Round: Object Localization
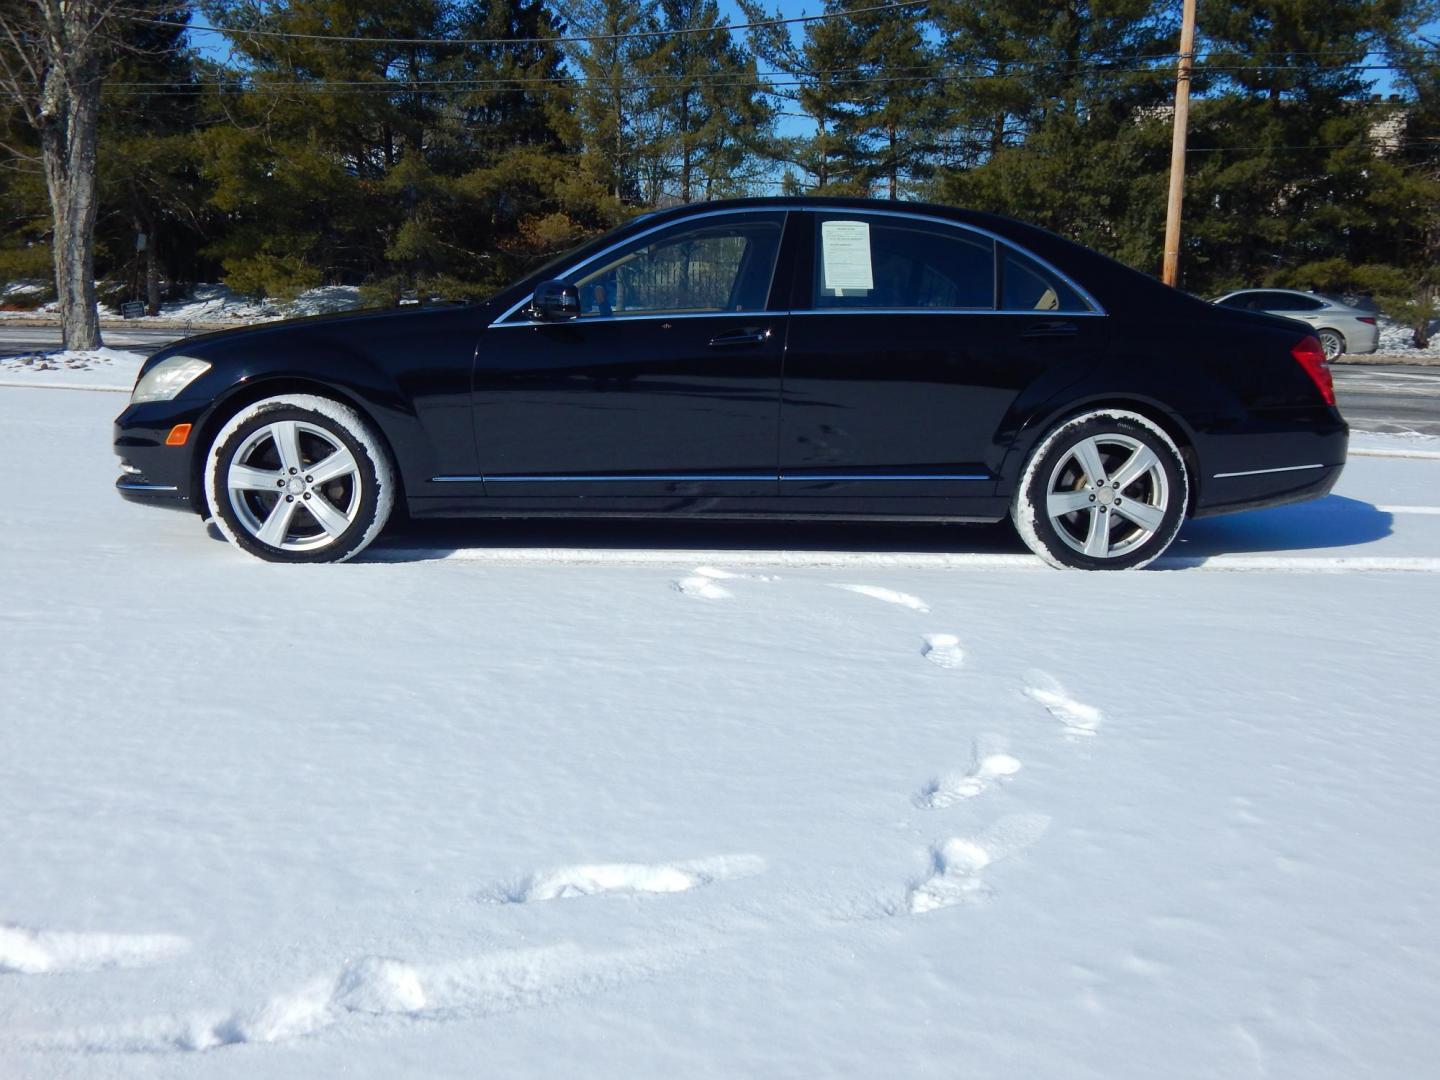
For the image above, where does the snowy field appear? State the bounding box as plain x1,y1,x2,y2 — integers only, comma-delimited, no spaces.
3,385,1440,1079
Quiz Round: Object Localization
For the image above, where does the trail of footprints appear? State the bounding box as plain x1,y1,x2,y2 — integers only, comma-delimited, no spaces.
11,576,1106,1054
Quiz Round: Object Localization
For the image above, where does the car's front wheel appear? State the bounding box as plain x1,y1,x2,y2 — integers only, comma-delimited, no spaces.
1012,409,1188,570
205,394,395,563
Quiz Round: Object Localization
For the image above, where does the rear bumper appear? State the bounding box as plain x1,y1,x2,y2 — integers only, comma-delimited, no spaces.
1190,462,1343,518
1344,320,1380,355
1191,406,1347,518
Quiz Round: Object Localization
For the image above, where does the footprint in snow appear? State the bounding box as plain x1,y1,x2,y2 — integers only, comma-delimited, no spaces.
903,814,1051,915
39,944,677,1052
917,736,1022,808
672,566,777,599
831,584,930,613
1023,669,1103,737
491,854,766,904
921,634,965,669
673,575,733,600
0,923,189,975
688,567,777,584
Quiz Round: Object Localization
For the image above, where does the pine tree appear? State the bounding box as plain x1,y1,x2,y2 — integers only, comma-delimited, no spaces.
739,0,864,192
1182,0,1420,292
930,0,1174,265
565,0,667,205
97,5,210,313
831,0,944,199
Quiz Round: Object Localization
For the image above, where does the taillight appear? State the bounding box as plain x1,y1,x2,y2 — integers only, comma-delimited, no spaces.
1291,335,1335,406
1357,316,1377,325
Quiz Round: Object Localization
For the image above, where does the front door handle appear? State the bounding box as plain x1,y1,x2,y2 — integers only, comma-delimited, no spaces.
1020,320,1079,339
708,328,771,348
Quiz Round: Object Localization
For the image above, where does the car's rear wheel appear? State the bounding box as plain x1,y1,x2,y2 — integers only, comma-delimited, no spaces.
1317,328,1346,361
205,394,395,563
1012,409,1188,570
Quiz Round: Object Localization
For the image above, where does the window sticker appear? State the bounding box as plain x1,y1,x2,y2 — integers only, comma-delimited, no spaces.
820,220,874,294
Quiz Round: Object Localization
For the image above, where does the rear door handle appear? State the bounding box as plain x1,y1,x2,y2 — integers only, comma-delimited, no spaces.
1020,320,1079,339
708,328,771,348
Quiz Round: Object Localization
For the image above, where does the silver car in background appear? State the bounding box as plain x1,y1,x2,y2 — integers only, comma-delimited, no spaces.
1212,288,1380,360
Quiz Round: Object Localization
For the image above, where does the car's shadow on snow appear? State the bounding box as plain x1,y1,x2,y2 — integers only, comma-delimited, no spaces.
359,494,1393,565
1169,495,1392,560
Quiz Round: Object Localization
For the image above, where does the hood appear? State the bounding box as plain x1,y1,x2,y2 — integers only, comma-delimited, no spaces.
142,300,488,372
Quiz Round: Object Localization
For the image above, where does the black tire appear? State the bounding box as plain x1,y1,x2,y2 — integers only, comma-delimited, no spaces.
205,394,395,563
1012,409,1188,571
1317,328,1346,361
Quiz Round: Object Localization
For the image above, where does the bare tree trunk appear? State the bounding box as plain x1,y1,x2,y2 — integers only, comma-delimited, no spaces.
0,0,136,351
40,66,103,350
145,218,162,317
888,122,897,200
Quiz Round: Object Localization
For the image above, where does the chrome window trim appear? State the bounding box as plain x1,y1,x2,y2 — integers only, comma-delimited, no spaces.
490,204,1105,327
490,309,787,330
492,207,789,326
1212,463,1325,479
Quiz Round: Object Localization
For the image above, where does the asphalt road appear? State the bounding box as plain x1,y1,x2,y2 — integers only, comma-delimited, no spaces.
2,324,1437,436
0,325,185,356
1330,365,1440,437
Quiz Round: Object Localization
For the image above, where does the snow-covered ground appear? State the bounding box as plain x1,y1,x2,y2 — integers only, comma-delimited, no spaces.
3,386,1440,1079
0,348,145,391
1375,316,1439,360
0,283,362,325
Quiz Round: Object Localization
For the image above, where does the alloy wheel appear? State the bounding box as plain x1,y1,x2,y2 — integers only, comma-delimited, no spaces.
1044,433,1171,560
225,419,363,552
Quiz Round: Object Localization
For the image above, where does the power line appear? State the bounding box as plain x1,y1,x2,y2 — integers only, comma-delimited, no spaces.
103,61,1411,94
127,1,931,49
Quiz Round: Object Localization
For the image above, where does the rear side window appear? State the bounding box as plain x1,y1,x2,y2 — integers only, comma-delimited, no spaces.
813,214,995,310
1000,248,1091,312
1254,291,1321,311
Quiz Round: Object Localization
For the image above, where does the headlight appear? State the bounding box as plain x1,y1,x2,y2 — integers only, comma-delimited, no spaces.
131,355,211,404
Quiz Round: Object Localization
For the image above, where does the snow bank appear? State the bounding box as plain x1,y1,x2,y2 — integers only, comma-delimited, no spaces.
0,282,363,324
1375,315,1439,358
0,347,144,391
1,279,46,299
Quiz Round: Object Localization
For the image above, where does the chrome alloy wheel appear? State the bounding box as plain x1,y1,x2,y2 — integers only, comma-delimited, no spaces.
1317,329,1344,361
1044,433,1171,560
225,419,362,552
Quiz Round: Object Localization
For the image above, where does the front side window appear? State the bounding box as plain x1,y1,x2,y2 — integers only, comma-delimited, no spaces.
812,214,995,310
567,213,784,319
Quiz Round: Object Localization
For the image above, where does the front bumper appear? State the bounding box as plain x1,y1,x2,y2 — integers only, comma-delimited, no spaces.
113,398,209,513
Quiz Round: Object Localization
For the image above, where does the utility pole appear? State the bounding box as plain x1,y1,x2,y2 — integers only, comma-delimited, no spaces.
1162,0,1198,287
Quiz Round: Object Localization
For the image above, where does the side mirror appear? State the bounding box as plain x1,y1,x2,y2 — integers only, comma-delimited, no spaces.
529,279,581,321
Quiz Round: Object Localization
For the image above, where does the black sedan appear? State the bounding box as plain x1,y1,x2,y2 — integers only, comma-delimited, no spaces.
114,197,1346,569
